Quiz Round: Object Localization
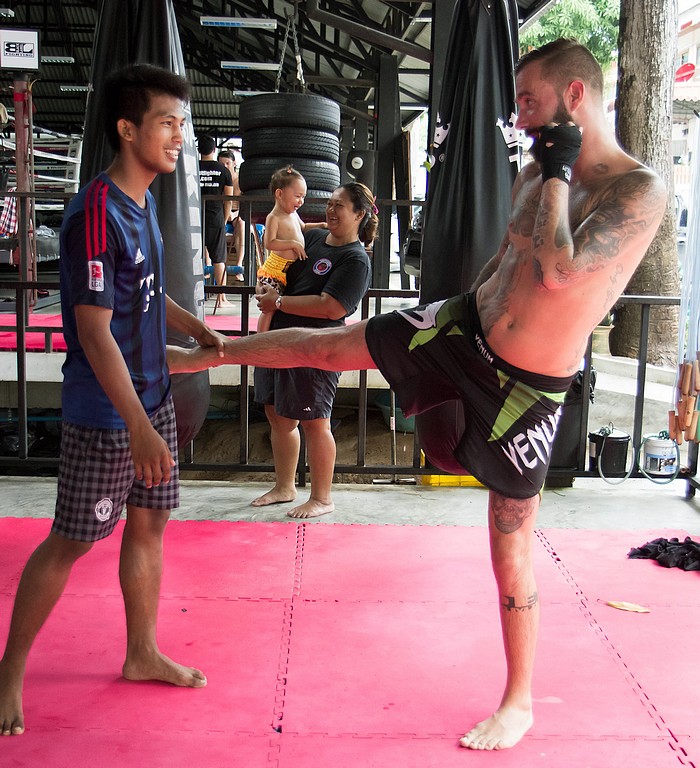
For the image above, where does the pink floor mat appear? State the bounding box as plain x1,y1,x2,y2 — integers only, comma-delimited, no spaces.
0,519,697,767
0,312,248,352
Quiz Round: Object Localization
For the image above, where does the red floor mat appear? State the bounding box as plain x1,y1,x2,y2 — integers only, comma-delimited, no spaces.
540,528,700,742
0,312,247,352
0,519,697,767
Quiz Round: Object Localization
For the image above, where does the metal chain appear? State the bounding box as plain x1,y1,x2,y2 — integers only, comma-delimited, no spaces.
274,14,291,93
290,12,306,90
274,11,305,93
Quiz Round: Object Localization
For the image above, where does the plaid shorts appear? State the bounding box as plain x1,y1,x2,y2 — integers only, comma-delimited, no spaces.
52,396,180,542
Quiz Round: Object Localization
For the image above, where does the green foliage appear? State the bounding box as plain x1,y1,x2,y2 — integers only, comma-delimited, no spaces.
519,0,620,69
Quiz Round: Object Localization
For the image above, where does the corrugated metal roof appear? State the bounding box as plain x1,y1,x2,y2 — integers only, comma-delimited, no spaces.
0,0,547,139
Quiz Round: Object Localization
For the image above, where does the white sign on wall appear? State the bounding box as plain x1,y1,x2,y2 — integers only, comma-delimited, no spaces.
0,29,40,71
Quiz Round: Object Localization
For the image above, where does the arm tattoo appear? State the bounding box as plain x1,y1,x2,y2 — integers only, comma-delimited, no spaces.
510,194,539,238
492,495,534,534
554,219,573,250
572,173,666,272
532,257,544,286
531,191,574,285
501,592,539,612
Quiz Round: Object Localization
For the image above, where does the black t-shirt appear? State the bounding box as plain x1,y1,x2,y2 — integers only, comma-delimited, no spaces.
199,160,232,226
270,228,372,330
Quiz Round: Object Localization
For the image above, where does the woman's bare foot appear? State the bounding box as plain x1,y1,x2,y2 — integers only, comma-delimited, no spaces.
0,665,25,736
459,705,533,750
122,650,207,688
251,487,297,507
286,499,335,519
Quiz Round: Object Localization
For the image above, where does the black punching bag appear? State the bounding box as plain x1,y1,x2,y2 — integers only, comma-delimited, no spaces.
80,0,209,449
416,0,519,472
420,0,519,302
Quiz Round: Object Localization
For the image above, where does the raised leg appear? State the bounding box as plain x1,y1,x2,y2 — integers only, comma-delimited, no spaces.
167,321,376,375
460,491,539,750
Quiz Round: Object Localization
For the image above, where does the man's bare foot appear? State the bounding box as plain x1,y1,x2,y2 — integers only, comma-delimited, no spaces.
251,487,297,507
122,651,207,688
286,499,334,519
459,706,533,750
0,664,25,736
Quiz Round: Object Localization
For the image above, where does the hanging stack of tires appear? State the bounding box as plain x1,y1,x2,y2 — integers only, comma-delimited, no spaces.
239,92,341,223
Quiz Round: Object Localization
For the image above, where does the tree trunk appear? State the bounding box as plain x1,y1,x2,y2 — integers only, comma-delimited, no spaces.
611,0,679,366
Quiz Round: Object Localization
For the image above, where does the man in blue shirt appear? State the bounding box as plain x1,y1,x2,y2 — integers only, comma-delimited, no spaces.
0,64,225,736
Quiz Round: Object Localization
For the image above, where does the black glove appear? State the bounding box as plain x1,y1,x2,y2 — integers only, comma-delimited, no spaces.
535,124,582,184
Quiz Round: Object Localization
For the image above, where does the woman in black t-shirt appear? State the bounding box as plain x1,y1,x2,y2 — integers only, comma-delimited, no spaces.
252,182,378,518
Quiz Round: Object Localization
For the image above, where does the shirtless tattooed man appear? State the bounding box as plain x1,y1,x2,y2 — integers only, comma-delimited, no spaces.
168,39,667,750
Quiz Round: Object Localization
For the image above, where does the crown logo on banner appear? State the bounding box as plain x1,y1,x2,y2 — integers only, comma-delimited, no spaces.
496,112,522,167
424,112,451,170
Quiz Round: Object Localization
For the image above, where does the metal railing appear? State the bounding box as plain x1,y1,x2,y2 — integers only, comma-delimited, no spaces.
0,281,692,491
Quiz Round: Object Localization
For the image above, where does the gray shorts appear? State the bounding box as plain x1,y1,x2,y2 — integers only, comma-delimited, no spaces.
254,366,340,420
52,396,180,542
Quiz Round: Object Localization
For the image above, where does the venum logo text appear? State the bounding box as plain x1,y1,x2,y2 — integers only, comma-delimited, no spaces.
474,333,493,364
501,409,562,476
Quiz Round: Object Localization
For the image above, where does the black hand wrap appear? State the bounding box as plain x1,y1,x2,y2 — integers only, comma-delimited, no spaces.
536,124,582,184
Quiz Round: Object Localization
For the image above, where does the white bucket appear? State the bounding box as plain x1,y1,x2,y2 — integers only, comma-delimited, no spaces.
643,436,677,476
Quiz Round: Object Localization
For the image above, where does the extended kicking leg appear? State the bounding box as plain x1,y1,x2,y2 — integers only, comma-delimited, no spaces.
167,321,376,374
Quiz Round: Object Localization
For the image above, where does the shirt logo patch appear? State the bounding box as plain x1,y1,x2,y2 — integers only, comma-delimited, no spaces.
94,497,113,522
134,248,145,264
88,260,104,291
313,258,332,276
140,273,155,313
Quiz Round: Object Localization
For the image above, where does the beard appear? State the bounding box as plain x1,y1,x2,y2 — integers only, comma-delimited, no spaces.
528,97,573,163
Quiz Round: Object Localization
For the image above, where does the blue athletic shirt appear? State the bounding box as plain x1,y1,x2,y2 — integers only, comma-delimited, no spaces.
59,172,170,428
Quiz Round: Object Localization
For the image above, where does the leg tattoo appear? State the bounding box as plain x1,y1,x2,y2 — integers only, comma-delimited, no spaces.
492,496,534,534
501,592,539,612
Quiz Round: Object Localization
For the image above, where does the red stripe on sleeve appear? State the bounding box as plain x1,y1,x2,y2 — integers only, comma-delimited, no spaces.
84,182,95,260
84,179,108,260
100,183,107,253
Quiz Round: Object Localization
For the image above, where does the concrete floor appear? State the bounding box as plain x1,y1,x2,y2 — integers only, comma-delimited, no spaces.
1,474,699,536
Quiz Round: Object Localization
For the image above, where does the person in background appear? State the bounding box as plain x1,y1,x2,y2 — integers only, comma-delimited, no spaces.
257,166,327,334
167,39,666,748
199,135,233,304
0,63,226,737
251,181,375,518
217,149,245,283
